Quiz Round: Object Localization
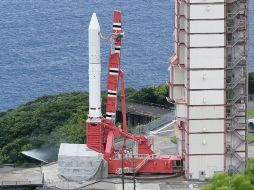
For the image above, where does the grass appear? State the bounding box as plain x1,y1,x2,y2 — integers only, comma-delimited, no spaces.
247,135,254,144
171,136,177,144
249,107,254,119
248,108,254,144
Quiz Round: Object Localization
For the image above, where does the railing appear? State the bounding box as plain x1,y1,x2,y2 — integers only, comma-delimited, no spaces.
234,152,245,172
227,93,246,105
228,153,245,174
227,3,245,20
227,56,246,69
227,118,246,132
125,99,174,110
226,0,247,175
227,36,246,47
134,155,151,173
226,141,245,155
145,112,174,133
227,75,245,89
227,21,245,33
233,151,245,174
227,104,245,119
231,117,246,129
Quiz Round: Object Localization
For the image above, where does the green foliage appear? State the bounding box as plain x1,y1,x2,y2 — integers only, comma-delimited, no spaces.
0,85,170,164
245,158,254,184
249,72,254,94
0,92,90,164
201,159,254,190
125,87,137,98
247,134,254,144
171,136,177,144
127,84,173,107
249,108,254,119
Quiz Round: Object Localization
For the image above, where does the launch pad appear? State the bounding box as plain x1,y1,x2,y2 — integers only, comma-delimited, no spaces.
71,10,183,180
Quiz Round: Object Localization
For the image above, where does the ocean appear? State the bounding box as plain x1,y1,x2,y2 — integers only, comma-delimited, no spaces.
0,0,253,112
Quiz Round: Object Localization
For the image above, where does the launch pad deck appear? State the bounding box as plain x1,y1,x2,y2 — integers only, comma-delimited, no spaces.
1,125,254,189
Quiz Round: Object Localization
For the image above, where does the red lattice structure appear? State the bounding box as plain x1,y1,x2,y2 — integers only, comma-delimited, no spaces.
86,10,182,175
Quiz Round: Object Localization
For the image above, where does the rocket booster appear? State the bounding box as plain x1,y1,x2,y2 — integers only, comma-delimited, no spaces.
88,13,102,121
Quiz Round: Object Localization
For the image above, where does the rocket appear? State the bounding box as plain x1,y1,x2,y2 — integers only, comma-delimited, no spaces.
88,13,102,121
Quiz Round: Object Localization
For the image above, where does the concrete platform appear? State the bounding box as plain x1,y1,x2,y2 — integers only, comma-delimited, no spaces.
42,163,205,190
1,120,254,189
58,143,107,181
150,121,178,155
0,166,42,187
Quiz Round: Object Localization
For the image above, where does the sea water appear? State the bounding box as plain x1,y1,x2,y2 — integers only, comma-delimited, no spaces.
0,0,253,112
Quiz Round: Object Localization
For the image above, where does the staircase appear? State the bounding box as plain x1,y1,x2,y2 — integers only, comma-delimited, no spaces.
134,155,152,173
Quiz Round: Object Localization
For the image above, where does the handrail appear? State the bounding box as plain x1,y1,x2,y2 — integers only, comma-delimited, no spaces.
227,36,246,47
227,5,245,20
125,99,174,110
226,74,245,89
227,20,245,33
227,93,245,105
227,56,246,69
134,155,151,173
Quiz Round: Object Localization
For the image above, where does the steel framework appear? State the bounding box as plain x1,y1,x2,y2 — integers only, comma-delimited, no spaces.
225,0,248,174
169,0,248,179
86,10,182,175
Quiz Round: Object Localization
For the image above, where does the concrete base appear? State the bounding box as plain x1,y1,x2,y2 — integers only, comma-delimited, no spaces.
58,143,107,181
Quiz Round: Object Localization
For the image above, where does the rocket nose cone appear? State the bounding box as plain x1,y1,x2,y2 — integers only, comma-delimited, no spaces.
89,13,100,31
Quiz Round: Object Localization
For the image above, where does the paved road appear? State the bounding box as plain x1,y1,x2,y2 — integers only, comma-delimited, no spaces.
249,101,254,108
248,143,254,158
117,100,171,117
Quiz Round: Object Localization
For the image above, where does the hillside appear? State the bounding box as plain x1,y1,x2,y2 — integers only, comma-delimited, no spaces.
1,75,252,164
0,84,170,164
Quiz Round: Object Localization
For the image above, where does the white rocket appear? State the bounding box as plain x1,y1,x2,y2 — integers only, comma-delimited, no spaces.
88,13,102,121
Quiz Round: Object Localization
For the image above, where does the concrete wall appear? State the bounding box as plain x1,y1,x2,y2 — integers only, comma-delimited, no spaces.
190,34,224,47
172,86,185,101
190,20,224,33
189,90,224,105
170,0,229,180
189,106,224,119
172,67,184,84
189,48,224,69
189,120,224,133
176,104,187,118
189,70,224,89
189,4,224,19
189,134,224,154
189,155,224,179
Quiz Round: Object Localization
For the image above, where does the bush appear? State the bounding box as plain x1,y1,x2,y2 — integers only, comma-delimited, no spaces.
202,159,254,190
0,92,90,163
0,84,170,164
127,84,173,107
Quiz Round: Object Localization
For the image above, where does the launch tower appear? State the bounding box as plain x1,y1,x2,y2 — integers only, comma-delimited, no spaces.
169,0,248,180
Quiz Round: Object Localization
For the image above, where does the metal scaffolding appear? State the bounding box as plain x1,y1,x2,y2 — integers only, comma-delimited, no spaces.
169,0,249,179
226,0,248,174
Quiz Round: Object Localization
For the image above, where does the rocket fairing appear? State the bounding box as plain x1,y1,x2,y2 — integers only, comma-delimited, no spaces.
88,13,102,121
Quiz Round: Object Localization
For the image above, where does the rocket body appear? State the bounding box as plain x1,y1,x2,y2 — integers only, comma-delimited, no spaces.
88,13,102,121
